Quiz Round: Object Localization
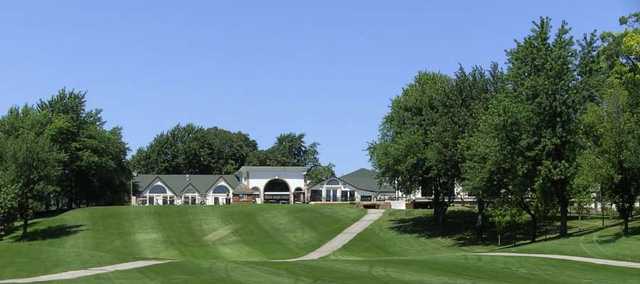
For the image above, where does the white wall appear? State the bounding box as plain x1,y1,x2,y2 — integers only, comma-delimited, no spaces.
243,169,306,203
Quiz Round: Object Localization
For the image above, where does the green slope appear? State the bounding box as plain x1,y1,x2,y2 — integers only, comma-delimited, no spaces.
0,205,364,279
2,207,640,283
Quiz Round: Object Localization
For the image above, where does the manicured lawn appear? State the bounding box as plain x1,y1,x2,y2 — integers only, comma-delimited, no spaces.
0,205,364,279
506,217,640,262
1,206,640,283
54,256,640,284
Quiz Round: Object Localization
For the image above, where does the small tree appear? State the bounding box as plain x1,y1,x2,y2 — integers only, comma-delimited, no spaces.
306,163,336,186
0,106,62,238
489,201,526,246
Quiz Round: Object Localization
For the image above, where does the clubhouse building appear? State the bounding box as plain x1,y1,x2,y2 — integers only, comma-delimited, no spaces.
133,167,398,206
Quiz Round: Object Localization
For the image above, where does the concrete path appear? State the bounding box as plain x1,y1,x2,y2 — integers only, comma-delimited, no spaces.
279,209,385,261
0,260,172,283
476,253,640,269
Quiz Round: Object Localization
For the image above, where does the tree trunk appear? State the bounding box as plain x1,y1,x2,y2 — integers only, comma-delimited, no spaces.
21,218,28,239
530,214,537,242
624,216,629,235
559,199,569,237
475,199,485,242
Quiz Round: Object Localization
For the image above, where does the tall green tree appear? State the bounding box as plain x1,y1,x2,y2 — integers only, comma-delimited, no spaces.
505,18,583,237
371,66,497,226
576,12,640,235
132,124,258,175
0,106,63,238
37,89,131,208
462,91,544,242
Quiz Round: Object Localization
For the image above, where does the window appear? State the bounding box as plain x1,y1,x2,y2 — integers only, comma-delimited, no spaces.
310,190,322,201
148,185,167,194
325,189,338,202
149,196,155,205
326,179,340,186
212,185,229,194
341,190,355,202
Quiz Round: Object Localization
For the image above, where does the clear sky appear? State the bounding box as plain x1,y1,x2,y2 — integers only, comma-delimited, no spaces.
0,1,637,175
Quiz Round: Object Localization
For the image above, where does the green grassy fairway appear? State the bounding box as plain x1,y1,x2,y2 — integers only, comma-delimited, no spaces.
1,207,639,283
334,208,640,261
0,205,364,279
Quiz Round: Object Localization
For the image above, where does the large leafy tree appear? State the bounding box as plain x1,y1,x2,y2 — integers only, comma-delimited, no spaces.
505,18,585,237
576,13,640,235
131,124,258,175
0,106,63,238
370,69,491,225
462,92,543,242
37,89,131,208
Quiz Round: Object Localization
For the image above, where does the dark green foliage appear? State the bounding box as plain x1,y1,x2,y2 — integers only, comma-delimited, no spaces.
131,124,257,175
576,13,640,235
247,133,321,167
0,106,63,238
306,163,336,186
370,68,495,225
36,89,131,208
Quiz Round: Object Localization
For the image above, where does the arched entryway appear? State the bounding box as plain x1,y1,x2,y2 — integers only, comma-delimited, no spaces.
263,179,290,204
293,187,305,203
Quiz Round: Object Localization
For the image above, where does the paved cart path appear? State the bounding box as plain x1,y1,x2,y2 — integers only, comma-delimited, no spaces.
476,253,640,269
0,260,172,283
279,209,385,261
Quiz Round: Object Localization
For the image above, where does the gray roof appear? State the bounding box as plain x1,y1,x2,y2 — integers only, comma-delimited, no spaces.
340,168,395,193
238,166,308,172
308,168,395,193
134,174,240,195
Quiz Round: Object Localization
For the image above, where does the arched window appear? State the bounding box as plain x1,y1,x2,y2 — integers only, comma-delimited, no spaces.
251,187,261,193
264,179,290,193
326,179,340,186
148,185,167,194
212,185,229,194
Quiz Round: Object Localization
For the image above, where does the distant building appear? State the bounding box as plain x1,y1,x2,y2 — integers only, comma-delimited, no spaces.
132,167,399,206
308,168,397,203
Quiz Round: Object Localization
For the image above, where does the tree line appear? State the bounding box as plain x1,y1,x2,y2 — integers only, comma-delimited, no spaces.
130,125,334,183
0,90,130,238
0,92,334,239
369,13,640,240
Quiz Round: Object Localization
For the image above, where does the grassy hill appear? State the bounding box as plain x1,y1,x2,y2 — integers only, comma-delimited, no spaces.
0,205,364,279
1,206,640,283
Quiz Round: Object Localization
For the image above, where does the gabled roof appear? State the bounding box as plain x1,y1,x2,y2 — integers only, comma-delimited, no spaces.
339,168,395,193
134,174,240,195
238,166,308,172
307,168,396,193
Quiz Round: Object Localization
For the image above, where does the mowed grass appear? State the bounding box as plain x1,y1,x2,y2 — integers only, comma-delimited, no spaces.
2,207,640,283
0,205,364,279
55,209,640,283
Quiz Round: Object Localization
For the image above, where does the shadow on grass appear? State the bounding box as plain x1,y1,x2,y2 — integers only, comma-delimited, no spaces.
10,224,84,242
388,210,640,249
389,210,481,247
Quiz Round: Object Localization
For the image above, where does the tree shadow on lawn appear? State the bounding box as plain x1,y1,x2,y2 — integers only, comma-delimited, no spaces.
389,210,483,248
388,210,639,249
9,224,85,242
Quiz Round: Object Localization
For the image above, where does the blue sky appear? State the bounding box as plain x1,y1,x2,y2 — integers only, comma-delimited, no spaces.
0,1,636,175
